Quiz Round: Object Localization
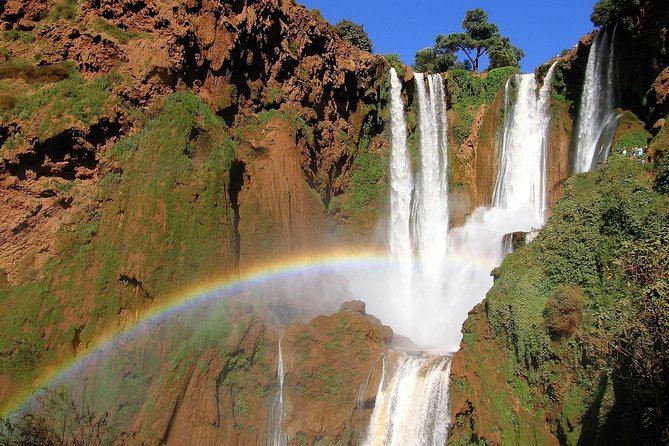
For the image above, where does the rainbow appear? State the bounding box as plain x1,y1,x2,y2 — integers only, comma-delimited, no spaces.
2,245,501,417
1,246,391,417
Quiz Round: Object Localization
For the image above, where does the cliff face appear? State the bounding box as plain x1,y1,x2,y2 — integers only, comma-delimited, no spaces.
0,0,391,416
448,3,669,444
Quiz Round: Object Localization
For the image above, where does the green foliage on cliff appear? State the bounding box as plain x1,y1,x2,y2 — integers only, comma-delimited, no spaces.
0,92,238,394
476,156,669,444
0,68,119,144
591,0,642,30
339,121,389,223
334,19,372,53
448,67,516,109
92,19,148,44
447,67,515,144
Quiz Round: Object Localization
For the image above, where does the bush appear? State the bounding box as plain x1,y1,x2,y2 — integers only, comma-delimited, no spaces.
543,286,586,339
334,19,372,53
49,0,78,21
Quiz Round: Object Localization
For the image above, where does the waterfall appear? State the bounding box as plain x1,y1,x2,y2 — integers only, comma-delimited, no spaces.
413,73,450,283
388,68,414,294
267,338,285,446
363,353,452,446
574,29,618,173
363,68,557,443
494,64,558,224
385,71,450,345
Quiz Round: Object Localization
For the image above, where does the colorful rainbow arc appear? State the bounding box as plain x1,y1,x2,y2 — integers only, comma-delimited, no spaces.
2,245,500,417
1,247,391,417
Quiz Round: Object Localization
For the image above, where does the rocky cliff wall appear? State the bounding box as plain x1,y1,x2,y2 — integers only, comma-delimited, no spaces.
0,0,390,416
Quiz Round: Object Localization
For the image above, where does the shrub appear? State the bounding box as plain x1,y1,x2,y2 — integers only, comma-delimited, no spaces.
543,286,586,339
49,0,78,21
334,19,372,53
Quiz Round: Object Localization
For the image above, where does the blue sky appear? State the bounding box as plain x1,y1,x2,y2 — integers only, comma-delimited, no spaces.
299,0,599,72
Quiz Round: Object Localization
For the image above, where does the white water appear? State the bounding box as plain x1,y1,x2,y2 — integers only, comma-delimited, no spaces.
494,65,558,224
388,68,414,296
376,68,557,349
413,73,450,283
383,71,450,346
267,338,285,446
364,353,451,446
362,68,558,443
574,29,618,173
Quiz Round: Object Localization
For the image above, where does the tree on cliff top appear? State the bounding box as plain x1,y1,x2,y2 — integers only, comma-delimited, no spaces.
591,0,642,30
429,8,523,73
334,19,373,53
414,47,457,73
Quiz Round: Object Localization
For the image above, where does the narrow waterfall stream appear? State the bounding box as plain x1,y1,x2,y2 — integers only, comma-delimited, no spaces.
574,29,619,173
366,66,559,444
267,338,285,446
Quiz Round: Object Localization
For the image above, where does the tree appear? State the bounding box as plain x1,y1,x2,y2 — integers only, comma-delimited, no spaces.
413,47,456,73
591,0,642,30
488,37,525,69
334,19,372,53
433,9,523,73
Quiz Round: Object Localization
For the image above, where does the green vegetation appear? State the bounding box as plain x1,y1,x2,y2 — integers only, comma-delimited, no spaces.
448,67,516,108
334,19,372,53
383,54,405,78
1,31,36,44
420,9,523,73
1,388,132,445
542,286,586,339
413,47,456,73
1,70,119,143
92,18,148,44
591,0,642,29
339,120,389,221
49,0,79,21
236,108,313,146
476,155,669,443
446,67,515,144
0,92,239,394
613,111,652,153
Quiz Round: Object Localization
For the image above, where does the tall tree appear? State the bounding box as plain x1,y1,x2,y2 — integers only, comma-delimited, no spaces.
432,9,523,73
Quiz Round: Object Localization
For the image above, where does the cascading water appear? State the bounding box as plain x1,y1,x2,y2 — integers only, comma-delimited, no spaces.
363,354,451,446
413,72,450,283
267,338,285,446
363,67,558,443
494,64,558,224
388,68,414,295
384,70,450,345
574,29,618,173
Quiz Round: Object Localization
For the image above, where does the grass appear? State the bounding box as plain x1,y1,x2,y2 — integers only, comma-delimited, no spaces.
92,18,149,44
2,70,119,143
